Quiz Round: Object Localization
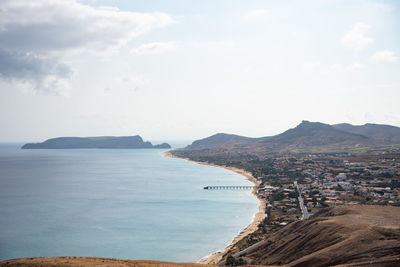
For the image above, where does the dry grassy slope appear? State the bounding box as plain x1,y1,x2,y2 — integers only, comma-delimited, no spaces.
244,205,400,266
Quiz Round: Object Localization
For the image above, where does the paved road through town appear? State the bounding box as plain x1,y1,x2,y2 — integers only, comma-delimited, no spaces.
294,181,309,220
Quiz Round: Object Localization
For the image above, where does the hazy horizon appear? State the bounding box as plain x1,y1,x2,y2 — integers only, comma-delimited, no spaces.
2,120,399,147
1,0,399,142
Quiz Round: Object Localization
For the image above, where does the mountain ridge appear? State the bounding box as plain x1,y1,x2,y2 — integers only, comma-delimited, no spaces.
333,122,400,143
184,121,400,153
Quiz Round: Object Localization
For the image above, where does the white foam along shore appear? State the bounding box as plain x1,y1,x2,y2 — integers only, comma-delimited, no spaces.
163,150,266,265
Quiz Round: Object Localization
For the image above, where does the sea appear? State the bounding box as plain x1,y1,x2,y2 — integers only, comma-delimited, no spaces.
0,144,258,262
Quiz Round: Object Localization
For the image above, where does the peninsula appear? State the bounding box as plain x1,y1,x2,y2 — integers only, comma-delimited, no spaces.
21,135,171,149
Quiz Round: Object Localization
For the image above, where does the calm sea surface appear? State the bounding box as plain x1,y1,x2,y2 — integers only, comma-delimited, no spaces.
0,145,258,262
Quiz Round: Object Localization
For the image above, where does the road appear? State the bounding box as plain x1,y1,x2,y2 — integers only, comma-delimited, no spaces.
217,239,268,265
294,181,309,220
217,182,310,265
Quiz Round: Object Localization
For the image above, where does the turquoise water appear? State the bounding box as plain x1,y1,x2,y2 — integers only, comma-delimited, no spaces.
0,146,258,262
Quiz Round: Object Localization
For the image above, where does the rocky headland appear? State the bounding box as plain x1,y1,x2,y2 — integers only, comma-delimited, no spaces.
21,135,171,149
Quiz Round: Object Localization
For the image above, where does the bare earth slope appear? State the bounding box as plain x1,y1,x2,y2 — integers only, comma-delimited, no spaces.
243,205,400,266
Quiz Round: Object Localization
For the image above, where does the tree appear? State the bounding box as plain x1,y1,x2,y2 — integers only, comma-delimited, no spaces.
226,255,236,266
226,255,246,266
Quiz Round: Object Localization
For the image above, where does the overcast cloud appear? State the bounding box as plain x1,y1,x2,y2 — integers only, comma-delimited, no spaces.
0,0,399,142
0,0,174,94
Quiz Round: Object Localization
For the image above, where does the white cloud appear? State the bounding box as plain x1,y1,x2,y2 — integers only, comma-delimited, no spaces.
0,0,175,95
243,9,268,21
330,61,365,72
303,61,320,74
371,50,398,62
347,61,365,70
115,75,148,91
330,63,344,71
341,22,374,51
130,42,176,56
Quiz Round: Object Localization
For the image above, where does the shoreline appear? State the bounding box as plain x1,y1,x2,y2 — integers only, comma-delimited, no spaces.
163,150,266,265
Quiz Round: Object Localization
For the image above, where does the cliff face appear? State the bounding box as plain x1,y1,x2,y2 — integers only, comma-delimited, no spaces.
21,136,171,149
240,205,400,266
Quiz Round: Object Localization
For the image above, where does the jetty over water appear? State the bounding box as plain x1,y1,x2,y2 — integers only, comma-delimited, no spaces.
203,185,254,190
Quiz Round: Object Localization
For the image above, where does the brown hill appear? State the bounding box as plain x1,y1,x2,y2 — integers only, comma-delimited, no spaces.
187,133,258,149
185,121,400,153
235,205,400,266
258,120,369,152
333,123,400,143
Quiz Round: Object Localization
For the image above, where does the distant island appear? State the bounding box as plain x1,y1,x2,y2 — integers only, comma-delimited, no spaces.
21,135,171,149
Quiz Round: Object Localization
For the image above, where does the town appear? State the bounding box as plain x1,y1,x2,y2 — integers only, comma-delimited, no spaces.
171,148,400,255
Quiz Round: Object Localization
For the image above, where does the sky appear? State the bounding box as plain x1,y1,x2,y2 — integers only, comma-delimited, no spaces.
0,0,399,144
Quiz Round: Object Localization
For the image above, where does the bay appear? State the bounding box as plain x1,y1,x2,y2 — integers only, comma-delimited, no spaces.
0,145,258,262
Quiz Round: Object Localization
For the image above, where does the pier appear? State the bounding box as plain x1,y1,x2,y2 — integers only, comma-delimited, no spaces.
203,185,254,190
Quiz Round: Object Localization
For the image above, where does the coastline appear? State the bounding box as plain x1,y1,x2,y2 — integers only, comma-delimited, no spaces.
163,150,266,265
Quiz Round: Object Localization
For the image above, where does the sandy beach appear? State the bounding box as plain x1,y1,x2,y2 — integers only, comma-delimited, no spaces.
163,151,266,265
